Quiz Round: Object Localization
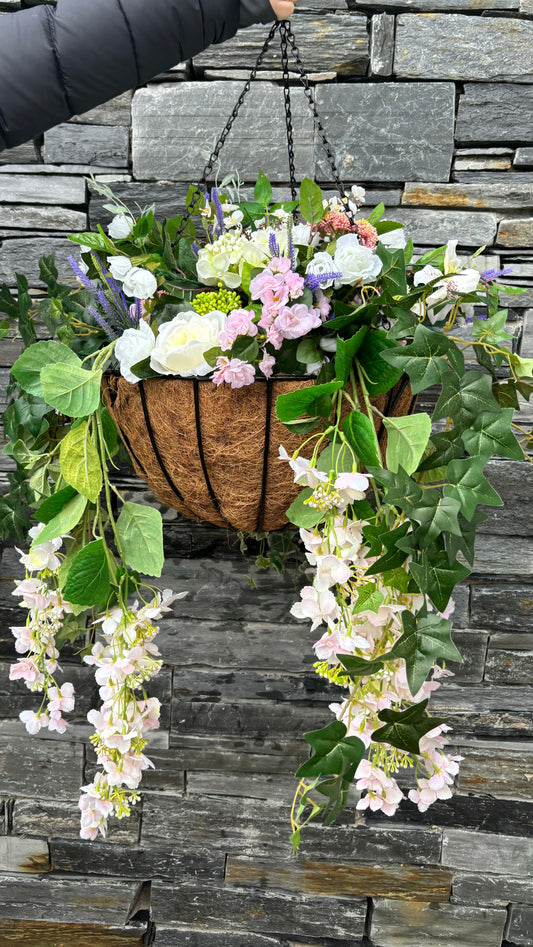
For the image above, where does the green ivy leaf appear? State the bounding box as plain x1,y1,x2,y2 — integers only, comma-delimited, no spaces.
63,539,111,607
461,408,524,462
370,466,423,515
352,583,384,614
383,413,432,475
11,341,81,398
411,490,462,546
364,522,411,575
334,326,368,384
116,502,164,577
33,493,88,546
372,700,448,755
446,509,487,567
59,421,102,503
434,370,500,429
296,720,365,783
343,410,381,469
41,363,102,418
299,178,325,225
443,458,503,521
409,550,471,612
389,611,462,697
417,430,465,472
383,324,464,394
339,652,391,679
356,331,403,396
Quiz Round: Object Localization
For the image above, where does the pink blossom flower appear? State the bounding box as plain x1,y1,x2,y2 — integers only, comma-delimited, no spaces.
19,709,49,734
314,554,352,591
408,780,453,812
16,527,63,572
258,349,276,379
218,309,258,350
290,586,339,631
212,357,255,389
278,446,329,488
9,658,44,687
273,304,322,341
47,682,75,714
334,471,371,504
315,289,331,320
356,759,404,816
12,579,48,611
48,710,68,734
314,626,355,662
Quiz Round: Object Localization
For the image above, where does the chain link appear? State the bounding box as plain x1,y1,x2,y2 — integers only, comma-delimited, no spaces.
279,21,297,201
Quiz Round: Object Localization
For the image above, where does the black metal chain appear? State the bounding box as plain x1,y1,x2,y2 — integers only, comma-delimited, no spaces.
282,23,355,220
176,19,354,239
279,20,297,201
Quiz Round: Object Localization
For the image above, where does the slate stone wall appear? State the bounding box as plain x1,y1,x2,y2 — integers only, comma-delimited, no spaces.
0,2,533,945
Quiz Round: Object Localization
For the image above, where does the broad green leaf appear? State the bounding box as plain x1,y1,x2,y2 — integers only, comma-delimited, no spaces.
443,458,503,521
334,326,368,384
296,337,321,365
11,341,81,398
59,421,102,503
68,231,109,251
33,493,88,546
383,324,464,395
63,539,111,607
286,489,325,529
356,331,403,396
462,408,524,461
35,486,77,524
372,700,447,755
384,413,432,475
390,611,461,697
409,550,471,611
276,381,342,423
296,720,365,781
299,178,325,226
343,410,381,469
116,502,164,577
339,653,391,679
232,336,259,363
254,170,273,207
41,363,102,417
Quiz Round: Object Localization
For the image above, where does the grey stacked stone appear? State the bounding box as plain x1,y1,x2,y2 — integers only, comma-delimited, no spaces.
0,3,533,946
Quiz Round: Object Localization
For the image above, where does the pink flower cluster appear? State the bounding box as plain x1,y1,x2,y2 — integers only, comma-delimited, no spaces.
250,258,323,350
10,531,76,736
79,588,184,839
218,308,257,351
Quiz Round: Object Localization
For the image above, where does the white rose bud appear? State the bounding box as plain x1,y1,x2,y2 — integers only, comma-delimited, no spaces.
114,321,156,384
108,256,134,282
108,214,134,240
122,267,158,300
150,310,227,378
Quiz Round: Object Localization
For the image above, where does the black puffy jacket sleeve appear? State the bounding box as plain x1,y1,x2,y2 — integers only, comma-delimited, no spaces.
0,0,275,151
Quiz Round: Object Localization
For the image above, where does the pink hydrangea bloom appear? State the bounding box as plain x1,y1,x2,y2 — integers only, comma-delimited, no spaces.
274,304,322,340
218,309,258,350
212,357,256,389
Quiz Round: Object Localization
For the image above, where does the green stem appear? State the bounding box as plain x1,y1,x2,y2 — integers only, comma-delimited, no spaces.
94,409,125,563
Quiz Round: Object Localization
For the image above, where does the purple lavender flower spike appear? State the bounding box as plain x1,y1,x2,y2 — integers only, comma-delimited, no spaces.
133,298,143,327
191,241,199,259
211,188,225,235
87,305,118,340
289,233,296,267
68,255,96,293
304,271,342,293
269,232,280,258
481,266,514,282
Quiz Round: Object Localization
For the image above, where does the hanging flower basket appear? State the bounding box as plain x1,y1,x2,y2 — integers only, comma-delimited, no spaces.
102,373,415,531
1,18,531,845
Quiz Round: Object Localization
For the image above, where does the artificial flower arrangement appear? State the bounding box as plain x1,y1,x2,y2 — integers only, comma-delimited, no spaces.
1,172,531,846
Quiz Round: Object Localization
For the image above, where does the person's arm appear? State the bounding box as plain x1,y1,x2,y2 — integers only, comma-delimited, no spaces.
0,0,287,151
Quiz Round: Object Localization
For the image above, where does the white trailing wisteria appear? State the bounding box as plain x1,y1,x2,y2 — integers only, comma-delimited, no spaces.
282,446,463,829
80,588,185,839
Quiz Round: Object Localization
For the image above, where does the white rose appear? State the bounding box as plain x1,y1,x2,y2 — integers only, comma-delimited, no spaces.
150,310,227,377
306,251,337,289
115,321,156,384
122,267,158,300
108,255,134,282
108,214,134,240
333,234,383,287
380,225,407,250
